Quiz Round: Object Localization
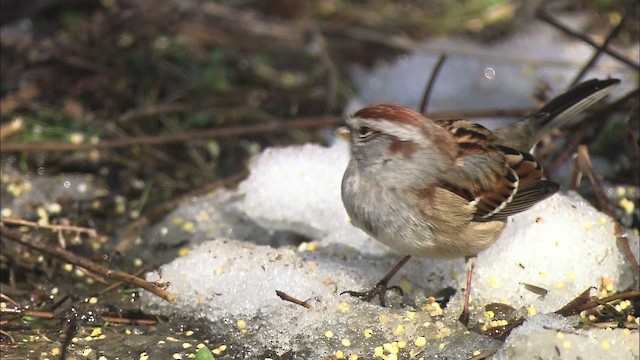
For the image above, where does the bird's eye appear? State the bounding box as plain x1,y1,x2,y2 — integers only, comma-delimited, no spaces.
356,126,375,140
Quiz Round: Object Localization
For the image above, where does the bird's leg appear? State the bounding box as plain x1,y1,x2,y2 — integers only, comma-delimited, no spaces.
341,255,412,307
459,254,477,326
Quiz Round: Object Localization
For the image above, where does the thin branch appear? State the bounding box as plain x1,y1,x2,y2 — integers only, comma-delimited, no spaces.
0,218,97,237
0,224,176,303
419,53,447,114
536,7,639,71
570,13,627,86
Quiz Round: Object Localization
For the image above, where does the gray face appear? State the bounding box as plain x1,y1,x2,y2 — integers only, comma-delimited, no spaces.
344,116,452,190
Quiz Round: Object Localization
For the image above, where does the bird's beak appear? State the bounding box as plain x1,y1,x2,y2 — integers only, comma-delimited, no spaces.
336,126,351,141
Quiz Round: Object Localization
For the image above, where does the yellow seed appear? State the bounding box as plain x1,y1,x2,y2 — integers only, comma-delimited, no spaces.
619,198,635,215
140,352,149,360
405,311,416,320
89,297,99,305
51,348,61,356
348,355,359,360
82,348,93,356
335,350,345,359
182,221,195,233
528,307,537,316
166,336,179,342
567,272,576,280
484,311,495,319
392,324,404,336
237,320,247,330
562,341,571,349
178,247,191,256
133,258,144,267
374,346,384,356
414,337,427,347
554,282,565,289
438,343,445,351
397,341,407,348
472,350,481,356
387,354,398,360
601,340,611,350
214,267,224,275
186,331,194,336
325,330,334,339
183,343,192,348
599,217,607,225
339,302,350,313
212,349,221,355
539,271,547,278
489,276,499,288
556,332,565,339
218,345,227,351
363,328,373,338
172,354,182,360
341,338,351,347
90,328,102,337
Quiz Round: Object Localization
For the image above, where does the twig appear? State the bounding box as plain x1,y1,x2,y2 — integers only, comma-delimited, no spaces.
570,13,627,86
0,116,339,153
419,53,447,114
574,146,640,274
275,290,312,309
0,224,176,303
0,218,97,237
1,109,542,154
536,6,639,71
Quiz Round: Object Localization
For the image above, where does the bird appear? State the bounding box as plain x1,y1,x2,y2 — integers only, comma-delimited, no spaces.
338,78,620,325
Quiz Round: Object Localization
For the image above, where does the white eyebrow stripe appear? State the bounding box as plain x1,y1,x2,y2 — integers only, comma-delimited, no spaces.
348,117,426,142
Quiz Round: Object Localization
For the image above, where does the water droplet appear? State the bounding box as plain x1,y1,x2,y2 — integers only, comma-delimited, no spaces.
64,181,71,189
38,167,45,175
484,67,496,80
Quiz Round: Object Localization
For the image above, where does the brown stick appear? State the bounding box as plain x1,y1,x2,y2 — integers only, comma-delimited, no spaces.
0,224,176,303
420,53,447,114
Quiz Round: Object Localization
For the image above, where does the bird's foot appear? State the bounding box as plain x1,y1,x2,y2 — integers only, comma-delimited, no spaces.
341,281,403,307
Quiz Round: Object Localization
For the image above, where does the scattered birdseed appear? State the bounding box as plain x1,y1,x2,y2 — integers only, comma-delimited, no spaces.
405,311,416,320
335,350,344,358
325,330,334,339
88,297,98,305
397,341,407,348
619,198,635,215
90,328,102,337
83,348,93,356
178,247,191,257
528,306,537,315
387,354,398,360
139,352,149,360
183,343,192,349
186,330,194,336
182,221,195,233
196,343,205,349
438,343,445,351
556,332,565,339
63,264,74,272
160,227,169,236
167,336,180,342
484,310,495,319
236,320,247,330
601,340,611,350
51,348,61,356
363,328,373,338
218,345,227,351
348,355,359,360
489,276,499,288
414,337,426,347
133,258,144,267
374,346,384,356
172,353,182,359
339,302,350,313
392,324,404,336
473,350,481,356
341,338,351,347
562,341,571,349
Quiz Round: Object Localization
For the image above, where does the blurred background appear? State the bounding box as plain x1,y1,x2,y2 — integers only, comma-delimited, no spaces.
0,0,638,357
